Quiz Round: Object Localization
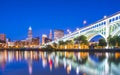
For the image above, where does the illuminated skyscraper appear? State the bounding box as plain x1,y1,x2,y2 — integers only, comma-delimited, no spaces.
28,26,32,39
28,26,32,44
54,29,64,40
49,29,52,40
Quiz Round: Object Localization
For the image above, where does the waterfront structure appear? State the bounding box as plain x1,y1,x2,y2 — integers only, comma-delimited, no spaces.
31,37,40,45
0,34,6,43
46,11,120,46
54,29,64,40
42,34,47,45
7,42,15,47
45,38,52,43
14,37,39,48
14,40,28,47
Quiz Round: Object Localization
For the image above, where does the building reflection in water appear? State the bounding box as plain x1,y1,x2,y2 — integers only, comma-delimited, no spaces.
48,54,53,71
54,56,59,68
67,63,71,74
76,66,79,75
28,60,32,75
42,57,47,68
0,51,120,75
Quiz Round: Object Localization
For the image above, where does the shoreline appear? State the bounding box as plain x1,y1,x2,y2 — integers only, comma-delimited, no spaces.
0,48,120,52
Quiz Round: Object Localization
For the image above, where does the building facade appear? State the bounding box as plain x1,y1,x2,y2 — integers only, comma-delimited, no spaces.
49,29,52,40
54,29,64,40
0,34,6,43
32,37,40,45
42,34,47,45
28,26,32,44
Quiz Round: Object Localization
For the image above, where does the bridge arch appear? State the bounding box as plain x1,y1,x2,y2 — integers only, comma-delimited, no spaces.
85,30,106,42
88,33,106,42
111,22,120,36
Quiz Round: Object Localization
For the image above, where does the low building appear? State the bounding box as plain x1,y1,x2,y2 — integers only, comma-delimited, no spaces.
31,37,40,45
42,34,47,45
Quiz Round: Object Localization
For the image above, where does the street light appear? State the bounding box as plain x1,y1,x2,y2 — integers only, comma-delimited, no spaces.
67,29,70,32
83,20,87,25
76,28,79,31
67,29,71,34
104,15,107,19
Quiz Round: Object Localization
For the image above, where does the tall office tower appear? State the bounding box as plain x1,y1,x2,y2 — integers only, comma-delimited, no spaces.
28,26,32,44
42,34,47,45
49,29,52,40
28,26,32,39
54,29,64,40
0,34,6,43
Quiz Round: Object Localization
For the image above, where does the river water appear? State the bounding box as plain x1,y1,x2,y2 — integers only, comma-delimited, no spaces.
0,50,120,75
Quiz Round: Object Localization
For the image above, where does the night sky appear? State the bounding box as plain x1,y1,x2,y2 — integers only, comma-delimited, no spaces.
0,0,120,41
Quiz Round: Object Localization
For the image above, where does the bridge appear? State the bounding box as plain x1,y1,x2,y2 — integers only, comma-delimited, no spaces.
46,11,120,45
54,53,120,75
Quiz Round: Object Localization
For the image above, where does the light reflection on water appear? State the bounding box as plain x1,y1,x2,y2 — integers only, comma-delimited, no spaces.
0,50,120,75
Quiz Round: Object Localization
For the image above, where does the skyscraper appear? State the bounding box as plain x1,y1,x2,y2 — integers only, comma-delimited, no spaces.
54,29,64,40
28,26,32,44
28,26,32,39
49,29,52,40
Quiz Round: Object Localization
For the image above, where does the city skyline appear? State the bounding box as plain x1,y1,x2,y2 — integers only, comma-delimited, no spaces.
0,0,120,40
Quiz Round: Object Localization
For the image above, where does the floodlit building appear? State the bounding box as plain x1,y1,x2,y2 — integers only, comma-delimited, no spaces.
42,34,47,45
28,26,32,44
54,29,64,40
49,29,52,40
0,34,6,43
32,37,40,45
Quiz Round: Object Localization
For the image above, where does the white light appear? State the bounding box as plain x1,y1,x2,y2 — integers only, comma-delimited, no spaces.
83,20,87,24
76,28,79,30
67,29,70,32
69,31,71,34
29,26,32,30
104,15,107,19
76,67,79,75
67,29,71,34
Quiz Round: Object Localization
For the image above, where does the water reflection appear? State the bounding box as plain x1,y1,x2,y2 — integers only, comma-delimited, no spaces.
0,50,120,75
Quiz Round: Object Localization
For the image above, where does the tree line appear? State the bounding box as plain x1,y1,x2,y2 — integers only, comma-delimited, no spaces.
51,35,120,49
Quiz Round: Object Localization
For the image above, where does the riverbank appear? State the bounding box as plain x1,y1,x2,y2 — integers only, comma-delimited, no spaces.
0,48,120,52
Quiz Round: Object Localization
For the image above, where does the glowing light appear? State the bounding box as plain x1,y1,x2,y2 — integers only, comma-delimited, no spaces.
42,58,47,68
104,15,107,19
29,26,32,30
69,31,71,34
67,64,71,74
76,28,79,30
67,29,70,32
28,61,32,75
76,67,79,75
83,20,87,24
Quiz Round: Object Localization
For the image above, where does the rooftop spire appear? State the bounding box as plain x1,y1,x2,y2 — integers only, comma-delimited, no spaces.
29,26,32,30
